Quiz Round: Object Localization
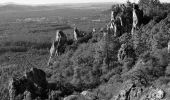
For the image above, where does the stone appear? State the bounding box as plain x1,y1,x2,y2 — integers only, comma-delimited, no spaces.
23,91,32,100
48,90,62,100
24,67,48,89
111,80,144,100
81,90,97,100
8,77,27,100
64,94,90,100
156,89,164,99
8,68,48,100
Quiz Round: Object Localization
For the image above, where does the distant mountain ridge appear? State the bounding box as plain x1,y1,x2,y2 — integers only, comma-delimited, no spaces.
0,2,114,12
0,4,57,12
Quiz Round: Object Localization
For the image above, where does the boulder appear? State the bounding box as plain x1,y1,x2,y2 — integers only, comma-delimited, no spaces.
81,90,97,100
24,67,48,89
156,89,164,99
8,77,28,100
117,43,135,63
140,87,165,100
111,80,143,100
63,94,91,100
23,91,32,100
8,67,48,100
24,68,48,98
112,80,165,100
48,90,62,100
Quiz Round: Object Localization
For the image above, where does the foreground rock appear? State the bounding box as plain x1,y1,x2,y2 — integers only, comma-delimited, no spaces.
112,80,165,100
63,90,97,100
81,90,97,100
140,87,165,100
8,67,77,100
64,94,89,100
8,67,48,100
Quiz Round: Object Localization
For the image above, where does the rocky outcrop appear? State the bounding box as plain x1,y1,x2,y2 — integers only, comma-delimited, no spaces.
117,43,136,63
48,90,62,100
63,90,97,100
81,90,98,100
140,87,165,100
63,94,87,100
111,80,165,100
23,91,32,100
111,80,142,100
8,67,48,100
8,67,77,100
63,94,93,100
8,76,28,100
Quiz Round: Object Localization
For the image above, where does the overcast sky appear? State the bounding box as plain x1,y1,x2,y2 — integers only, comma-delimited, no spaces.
0,0,169,5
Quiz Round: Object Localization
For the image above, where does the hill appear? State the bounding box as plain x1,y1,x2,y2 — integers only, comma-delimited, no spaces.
0,0,170,100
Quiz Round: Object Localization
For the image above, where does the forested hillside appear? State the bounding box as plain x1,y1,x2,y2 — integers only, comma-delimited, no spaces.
0,0,170,100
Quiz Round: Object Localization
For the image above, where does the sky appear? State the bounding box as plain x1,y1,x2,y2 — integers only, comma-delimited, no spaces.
0,0,169,5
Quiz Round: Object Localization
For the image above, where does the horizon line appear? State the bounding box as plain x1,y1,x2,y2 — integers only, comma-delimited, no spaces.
0,1,127,6
0,1,169,6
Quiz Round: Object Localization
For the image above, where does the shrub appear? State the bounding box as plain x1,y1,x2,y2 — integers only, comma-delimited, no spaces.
122,57,134,73
10,46,28,52
153,77,170,87
133,15,170,56
0,46,28,54
138,0,163,17
165,64,170,76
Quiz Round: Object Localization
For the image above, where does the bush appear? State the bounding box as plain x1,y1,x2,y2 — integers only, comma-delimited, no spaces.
138,0,163,17
152,48,169,66
165,64,170,76
0,46,28,54
10,46,28,52
122,57,134,73
153,77,170,87
133,15,170,56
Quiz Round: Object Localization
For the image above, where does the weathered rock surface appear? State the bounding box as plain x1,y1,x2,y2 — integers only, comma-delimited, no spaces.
140,87,165,100
24,67,48,97
8,67,77,100
63,90,98,100
48,90,62,100
81,90,98,100
63,94,92,100
8,67,48,100
111,80,165,100
117,43,135,63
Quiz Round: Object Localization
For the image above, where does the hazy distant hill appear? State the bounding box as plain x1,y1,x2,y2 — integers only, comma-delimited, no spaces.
0,4,58,12
0,3,114,13
0,3,114,23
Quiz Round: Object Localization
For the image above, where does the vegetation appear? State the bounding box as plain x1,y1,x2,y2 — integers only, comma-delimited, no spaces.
0,0,170,100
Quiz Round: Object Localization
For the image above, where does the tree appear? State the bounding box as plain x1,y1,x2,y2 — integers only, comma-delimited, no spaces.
138,0,162,17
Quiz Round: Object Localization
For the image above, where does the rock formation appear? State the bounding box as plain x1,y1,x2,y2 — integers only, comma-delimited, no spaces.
112,80,165,100
8,67,48,100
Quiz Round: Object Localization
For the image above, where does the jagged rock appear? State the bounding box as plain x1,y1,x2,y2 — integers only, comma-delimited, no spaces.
25,67,48,98
129,87,143,100
111,80,165,100
48,90,62,100
23,91,32,100
8,67,48,100
8,76,28,100
156,89,164,99
140,87,165,100
63,94,91,100
24,67,48,89
111,80,143,100
117,43,135,63
81,90,97,100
